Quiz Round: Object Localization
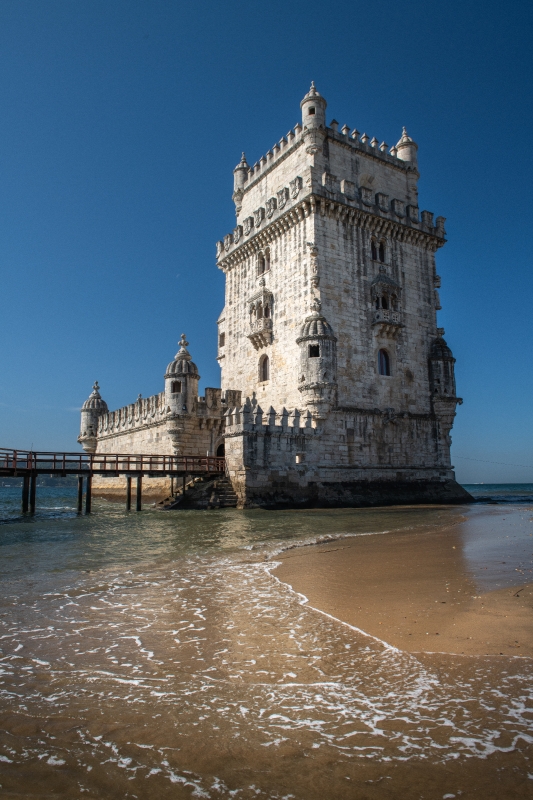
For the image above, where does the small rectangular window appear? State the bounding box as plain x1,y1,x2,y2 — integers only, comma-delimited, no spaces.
171,381,182,393
219,332,225,347
309,345,320,358
309,107,315,115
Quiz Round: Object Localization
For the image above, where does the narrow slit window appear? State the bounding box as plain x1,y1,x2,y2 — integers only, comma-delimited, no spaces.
379,241,385,262
378,349,390,376
371,240,378,261
260,355,269,382
265,250,271,271
219,332,225,347
258,253,265,275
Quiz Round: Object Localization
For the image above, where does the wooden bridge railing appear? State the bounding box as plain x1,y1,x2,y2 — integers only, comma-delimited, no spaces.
0,448,225,475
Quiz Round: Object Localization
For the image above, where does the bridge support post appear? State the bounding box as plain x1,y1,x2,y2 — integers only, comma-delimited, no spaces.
126,477,132,510
85,475,92,514
22,475,30,513
136,476,142,511
77,476,83,514
29,473,37,514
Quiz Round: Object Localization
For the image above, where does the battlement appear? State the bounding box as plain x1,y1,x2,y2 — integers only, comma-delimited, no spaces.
224,403,316,436
97,392,167,435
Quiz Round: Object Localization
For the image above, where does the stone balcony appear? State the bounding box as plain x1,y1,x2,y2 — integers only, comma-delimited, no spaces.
247,318,273,349
372,309,403,337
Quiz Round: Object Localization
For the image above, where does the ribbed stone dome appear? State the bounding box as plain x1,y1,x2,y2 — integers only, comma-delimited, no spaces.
82,382,108,412
165,334,199,378
430,332,454,360
297,299,336,342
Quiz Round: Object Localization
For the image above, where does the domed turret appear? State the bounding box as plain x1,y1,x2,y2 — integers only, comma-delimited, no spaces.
232,152,249,214
78,381,108,453
395,126,418,167
301,82,327,155
296,298,337,418
165,334,200,414
429,329,456,397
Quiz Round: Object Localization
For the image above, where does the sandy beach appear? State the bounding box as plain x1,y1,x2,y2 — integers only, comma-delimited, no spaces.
274,507,533,658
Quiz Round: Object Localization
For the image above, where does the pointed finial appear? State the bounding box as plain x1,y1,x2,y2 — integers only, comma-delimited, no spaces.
179,333,189,348
92,381,100,393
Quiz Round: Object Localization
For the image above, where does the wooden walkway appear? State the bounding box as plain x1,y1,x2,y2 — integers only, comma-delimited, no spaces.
0,448,225,514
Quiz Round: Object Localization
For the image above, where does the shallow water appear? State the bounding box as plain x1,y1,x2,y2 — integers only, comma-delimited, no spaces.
0,485,532,798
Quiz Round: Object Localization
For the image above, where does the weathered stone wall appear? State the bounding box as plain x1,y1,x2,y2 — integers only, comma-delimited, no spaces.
224,401,467,508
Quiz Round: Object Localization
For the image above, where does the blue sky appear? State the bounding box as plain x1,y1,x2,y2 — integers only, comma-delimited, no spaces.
0,0,531,483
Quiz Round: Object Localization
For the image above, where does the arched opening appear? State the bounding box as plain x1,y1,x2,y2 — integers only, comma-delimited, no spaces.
258,253,265,275
371,240,378,261
259,354,270,382
216,442,225,457
378,241,385,262
257,303,263,319
381,295,388,310
171,380,182,393
308,344,320,358
264,303,270,318
378,349,391,376
265,249,271,271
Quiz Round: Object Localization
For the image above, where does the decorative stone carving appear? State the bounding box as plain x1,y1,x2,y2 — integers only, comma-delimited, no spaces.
340,179,355,199
371,267,403,337
407,205,420,223
254,207,265,227
277,187,289,209
360,186,373,206
233,225,243,244
436,216,446,237
307,241,320,289
290,176,302,199
243,216,254,236
247,286,273,349
216,240,224,257
391,199,405,217
266,197,277,218
322,172,338,194
224,233,233,252
376,192,389,212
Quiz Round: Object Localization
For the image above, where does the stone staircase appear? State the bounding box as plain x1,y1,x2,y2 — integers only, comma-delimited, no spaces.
157,475,238,510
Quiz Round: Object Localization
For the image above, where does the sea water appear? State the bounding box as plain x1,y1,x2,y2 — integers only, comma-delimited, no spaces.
0,485,532,798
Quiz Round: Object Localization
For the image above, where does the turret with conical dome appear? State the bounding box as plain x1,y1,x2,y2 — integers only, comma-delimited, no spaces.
301,81,327,155
296,298,337,418
78,381,108,453
164,334,200,416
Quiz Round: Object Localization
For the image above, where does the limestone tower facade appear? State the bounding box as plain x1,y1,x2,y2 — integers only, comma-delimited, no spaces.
216,83,470,506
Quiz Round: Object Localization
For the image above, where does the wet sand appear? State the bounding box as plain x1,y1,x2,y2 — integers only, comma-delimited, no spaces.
274,508,533,657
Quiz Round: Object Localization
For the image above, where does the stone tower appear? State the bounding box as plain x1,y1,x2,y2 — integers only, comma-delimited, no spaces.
216,83,470,506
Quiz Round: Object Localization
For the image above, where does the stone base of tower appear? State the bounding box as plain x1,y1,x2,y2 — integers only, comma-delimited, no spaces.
229,470,472,509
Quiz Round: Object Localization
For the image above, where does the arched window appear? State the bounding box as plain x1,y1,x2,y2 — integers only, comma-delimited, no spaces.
381,295,388,310
378,241,385,263
257,303,263,319
378,349,391,376
265,249,271,271
259,354,269,382
264,303,270,318
171,380,182,393
371,240,378,261
258,253,265,275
